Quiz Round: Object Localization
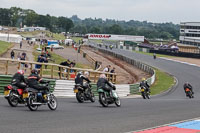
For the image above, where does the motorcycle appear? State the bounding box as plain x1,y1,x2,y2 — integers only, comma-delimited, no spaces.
185,88,194,98
74,82,95,103
26,81,57,111
98,86,121,107
4,84,29,107
140,86,150,99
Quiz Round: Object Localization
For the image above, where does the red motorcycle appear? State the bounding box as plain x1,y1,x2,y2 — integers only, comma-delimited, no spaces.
4,85,29,107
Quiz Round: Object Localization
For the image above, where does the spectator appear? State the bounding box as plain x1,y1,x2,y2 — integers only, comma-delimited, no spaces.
58,61,70,77
110,67,115,81
103,65,109,72
10,50,15,59
22,51,27,60
20,55,25,69
20,41,22,49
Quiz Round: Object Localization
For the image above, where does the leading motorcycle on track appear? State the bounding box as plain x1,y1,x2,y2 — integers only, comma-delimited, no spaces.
74,82,95,103
185,88,194,98
4,84,29,107
26,81,57,111
140,86,150,99
98,85,121,107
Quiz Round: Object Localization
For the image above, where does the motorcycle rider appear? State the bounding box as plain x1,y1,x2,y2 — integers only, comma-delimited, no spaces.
11,70,27,89
97,74,116,97
75,71,91,90
139,78,150,93
183,82,193,95
27,69,48,91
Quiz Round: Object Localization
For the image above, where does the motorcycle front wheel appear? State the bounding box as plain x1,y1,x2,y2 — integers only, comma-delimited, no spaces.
27,94,38,111
7,90,18,107
99,93,108,107
115,97,121,107
48,94,57,110
141,92,146,99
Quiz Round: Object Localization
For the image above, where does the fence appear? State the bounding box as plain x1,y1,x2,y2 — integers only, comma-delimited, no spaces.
0,75,56,94
0,57,117,83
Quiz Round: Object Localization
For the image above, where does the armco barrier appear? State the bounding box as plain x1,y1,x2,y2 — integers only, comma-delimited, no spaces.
89,44,155,95
0,75,56,94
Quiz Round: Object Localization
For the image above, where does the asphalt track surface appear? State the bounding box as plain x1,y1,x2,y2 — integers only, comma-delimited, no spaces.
1,45,200,133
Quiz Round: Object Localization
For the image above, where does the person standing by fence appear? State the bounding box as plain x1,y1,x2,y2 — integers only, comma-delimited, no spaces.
20,41,22,49
10,50,15,59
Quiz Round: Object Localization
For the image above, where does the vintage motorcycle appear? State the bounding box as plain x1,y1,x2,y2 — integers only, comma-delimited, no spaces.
26,81,57,111
185,88,194,98
140,86,150,99
74,82,95,103
4,84,28,107
98,85,121,107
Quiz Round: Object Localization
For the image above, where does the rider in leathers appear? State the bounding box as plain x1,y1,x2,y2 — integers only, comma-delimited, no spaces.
75,71,91,90
27,69,48,91
183,82,193,95
11,70,27,89
139,78,150,93
97,74,116,96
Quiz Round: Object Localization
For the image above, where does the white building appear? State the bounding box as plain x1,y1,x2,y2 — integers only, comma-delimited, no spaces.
180,22,200,46
0,33,22,43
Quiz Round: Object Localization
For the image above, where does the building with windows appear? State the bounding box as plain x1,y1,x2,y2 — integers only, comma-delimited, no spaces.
180,22,200,46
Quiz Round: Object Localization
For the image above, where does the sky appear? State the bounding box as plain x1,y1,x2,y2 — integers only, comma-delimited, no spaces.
1,0,200,24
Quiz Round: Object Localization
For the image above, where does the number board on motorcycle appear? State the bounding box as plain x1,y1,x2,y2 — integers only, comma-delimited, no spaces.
74,89,78,93
4,90,10,96
141,89,145,92
186,88,190,92
23,93,29,99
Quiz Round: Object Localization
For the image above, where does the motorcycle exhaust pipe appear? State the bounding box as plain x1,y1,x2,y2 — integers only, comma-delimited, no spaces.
31,102,43,105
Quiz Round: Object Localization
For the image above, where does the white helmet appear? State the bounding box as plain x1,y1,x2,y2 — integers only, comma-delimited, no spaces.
78,71,82,75
84,71,89,76
100,74,106,79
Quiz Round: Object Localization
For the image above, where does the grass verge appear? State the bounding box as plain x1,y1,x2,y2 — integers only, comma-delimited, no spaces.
0,41,13,56
150,68,175,95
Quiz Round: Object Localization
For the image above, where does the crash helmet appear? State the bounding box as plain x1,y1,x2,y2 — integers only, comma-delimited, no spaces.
84,71,89,76
31,69,38,75
78,71,83,75
100,74,106,79
142,78,146,81
17,70,24,75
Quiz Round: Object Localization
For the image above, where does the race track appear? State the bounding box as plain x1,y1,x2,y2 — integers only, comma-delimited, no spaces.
1,45,200,133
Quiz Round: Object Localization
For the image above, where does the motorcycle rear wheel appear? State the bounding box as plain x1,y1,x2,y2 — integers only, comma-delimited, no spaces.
27,94,38,111
76,91,84,103
141,92,146,99
48,94,57,110
90,92,95,103
99,93,108,107
7,90,18,107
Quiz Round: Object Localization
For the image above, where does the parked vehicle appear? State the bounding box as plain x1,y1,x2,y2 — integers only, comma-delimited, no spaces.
4,85,29,107
74,82,95,103
185,88,194,98
26,81,57,111
140,86,150,99
98,86,121,107
46,44,64,49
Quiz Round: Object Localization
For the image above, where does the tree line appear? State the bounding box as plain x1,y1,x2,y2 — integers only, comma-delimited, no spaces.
0,7,180,40
0,7,73,33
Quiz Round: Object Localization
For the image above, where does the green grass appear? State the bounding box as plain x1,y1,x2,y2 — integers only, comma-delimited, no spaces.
71,37,83,44
45,32,65,40
0,41,13,56
150,68,175,95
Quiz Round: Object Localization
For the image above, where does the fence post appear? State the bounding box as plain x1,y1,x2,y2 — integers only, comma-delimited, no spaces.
40,64,43,77
5,60,8,75
67,69,70,80
94,73,97,83
59,67,62,79
51,66,54,78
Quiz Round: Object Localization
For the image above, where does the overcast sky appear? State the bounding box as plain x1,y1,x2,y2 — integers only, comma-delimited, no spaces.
1,0,200,24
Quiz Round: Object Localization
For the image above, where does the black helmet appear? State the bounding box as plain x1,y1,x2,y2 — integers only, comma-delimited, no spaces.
31,69,38,75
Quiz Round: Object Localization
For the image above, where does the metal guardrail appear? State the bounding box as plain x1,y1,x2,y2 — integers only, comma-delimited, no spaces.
0,57,117,83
